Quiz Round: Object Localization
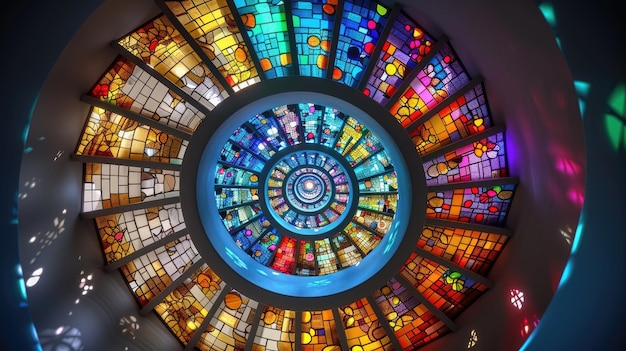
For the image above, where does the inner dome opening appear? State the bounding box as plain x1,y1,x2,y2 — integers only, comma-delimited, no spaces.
182,80,426,308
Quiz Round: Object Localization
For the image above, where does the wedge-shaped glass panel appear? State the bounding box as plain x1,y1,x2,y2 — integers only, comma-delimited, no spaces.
418,225,509,275
89,56,206,133
372,278,449,348
296,240,317,276
315,238,339,275
270,236,298,273
249,114,289,151
117,15,229,109
83,163,180,212
219,142,266,172
353,208,393,235
343,222,380,255
234,0,294,79
76,107,187,164
231,215,270,251
410,84,493,156
220,204,263,231
358,193,398,214
358,171,398,193
353,150,393,179
333,116,364,155
121,234,198,306
164,0,260,91
344,128,384,166
96,203,185,264
331,233,362,267
319,107,347,148
400,254,489,318
390,43,469,127
299,103,324,144
291,0,337,78
196,289,259,350
423,131,507,185
426,183,516,226
252,306,296,350
364,11,435,105
249,229,281,265
215,187,258,209
229,125,275,160
155,264,226,345
338,297,394,349
301,309,341,349
334,0,390,86
273,104,303,145
215,164,260,187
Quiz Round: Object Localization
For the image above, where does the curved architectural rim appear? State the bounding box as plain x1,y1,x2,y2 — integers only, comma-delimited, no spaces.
257,143,360,239
182,77,427,309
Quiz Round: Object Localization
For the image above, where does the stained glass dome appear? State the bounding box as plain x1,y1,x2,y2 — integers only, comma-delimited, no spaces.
75,0,518,349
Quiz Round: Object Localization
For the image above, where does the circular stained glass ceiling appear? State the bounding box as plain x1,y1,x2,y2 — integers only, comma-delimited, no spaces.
74,0,520,349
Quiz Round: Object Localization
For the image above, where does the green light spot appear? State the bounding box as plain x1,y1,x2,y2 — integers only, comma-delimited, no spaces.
574,80,590,97
604,114,624,151
555,37,562,51
538,3,557,27
578,99,586,117
574,81,590,117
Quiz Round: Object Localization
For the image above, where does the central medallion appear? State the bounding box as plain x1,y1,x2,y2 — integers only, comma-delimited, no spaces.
259,146,357,237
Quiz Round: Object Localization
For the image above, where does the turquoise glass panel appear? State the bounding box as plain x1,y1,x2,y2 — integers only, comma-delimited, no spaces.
248,114,289,151
291,0,337,78
219,142,266,172
319,106,347,148
234,0,294,78
299,103,324,144
230,125,275,160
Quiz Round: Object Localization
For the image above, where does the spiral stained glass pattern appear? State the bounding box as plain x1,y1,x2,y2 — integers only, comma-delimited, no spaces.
213,105,399,274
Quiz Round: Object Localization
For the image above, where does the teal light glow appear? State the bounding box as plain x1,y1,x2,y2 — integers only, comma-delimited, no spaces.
574,80,590,117
538,3,557,27
571,215,585,254
16,264,27,301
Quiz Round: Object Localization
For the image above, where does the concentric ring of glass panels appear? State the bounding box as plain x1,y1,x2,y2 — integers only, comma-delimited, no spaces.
213,102,401,272
264,149,353,234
